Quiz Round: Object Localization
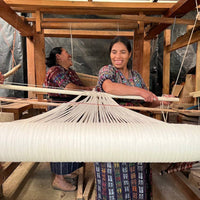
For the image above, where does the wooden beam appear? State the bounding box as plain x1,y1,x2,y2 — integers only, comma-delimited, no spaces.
0,0,33,36
41,22,137,30
33,31,46,100
133,31,144,75
142,40,151,89
44,29,134,39
121,14,200,26
167,27,200,52
26,37,36,98
35,10,42,33
163,29,171,94
4,1,175,15
145,0,200,40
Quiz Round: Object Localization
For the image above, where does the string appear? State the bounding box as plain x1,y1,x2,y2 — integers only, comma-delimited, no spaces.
172,1,199,93
70,24,74,64
171,16,176,46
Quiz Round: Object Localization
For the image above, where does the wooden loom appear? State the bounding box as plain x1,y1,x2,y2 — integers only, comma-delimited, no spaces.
0,0,200,199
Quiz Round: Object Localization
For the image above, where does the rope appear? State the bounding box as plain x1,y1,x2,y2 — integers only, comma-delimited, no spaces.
172,1,199,93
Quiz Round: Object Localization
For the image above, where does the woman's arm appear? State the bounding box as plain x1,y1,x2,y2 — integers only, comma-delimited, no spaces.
65,82,93,91
102,79,158,103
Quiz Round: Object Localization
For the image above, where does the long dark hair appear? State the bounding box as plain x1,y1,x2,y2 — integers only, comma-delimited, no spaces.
46,47,62,68
109,36,132,54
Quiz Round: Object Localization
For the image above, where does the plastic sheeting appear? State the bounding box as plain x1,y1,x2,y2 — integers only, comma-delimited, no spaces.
0,17,24,97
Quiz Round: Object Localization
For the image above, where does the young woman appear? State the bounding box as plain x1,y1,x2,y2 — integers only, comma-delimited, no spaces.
45,47,92,192
95,36,160,200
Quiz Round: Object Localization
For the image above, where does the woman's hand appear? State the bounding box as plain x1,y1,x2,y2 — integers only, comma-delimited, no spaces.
0,72,4,84
160,94,174,105
140,89,158,102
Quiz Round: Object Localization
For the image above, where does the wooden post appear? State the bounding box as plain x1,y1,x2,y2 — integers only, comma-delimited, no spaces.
26,36,36,98
163,29,171,94
133,31,150,87
33,31,46,101
142,40,151,89
133,32,144,77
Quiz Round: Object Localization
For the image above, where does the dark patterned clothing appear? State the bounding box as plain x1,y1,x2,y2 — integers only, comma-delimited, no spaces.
95,163,151,200
45,65,83,98
95,65,152,200
50,162,83,175
45,65,83,175
96,65,147,92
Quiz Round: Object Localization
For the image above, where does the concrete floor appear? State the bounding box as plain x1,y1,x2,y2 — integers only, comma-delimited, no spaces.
1,163,199,200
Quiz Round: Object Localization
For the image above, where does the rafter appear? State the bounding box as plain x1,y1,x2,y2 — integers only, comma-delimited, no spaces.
145,0,200,40
44,29,134,39
0,0,33,36
4,0,175,15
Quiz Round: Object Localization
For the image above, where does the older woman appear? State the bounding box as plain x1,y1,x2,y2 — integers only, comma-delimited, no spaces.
45,47,92,192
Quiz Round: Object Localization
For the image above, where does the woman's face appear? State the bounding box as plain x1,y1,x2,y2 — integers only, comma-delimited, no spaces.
57,48,72,69
110,42,131,71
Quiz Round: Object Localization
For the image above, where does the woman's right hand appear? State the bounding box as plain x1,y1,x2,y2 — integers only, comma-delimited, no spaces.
140,89,158,102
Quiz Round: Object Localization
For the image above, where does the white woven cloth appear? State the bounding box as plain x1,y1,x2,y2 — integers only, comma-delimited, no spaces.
0,91,199,162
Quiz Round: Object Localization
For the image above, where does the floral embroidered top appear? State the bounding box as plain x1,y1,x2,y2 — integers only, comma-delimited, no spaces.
45,65,83,98
96,64,147,91
96,64,147,105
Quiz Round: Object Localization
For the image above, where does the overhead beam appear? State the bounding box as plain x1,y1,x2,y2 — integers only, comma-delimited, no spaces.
167,27,200,52
121,14,200,26
4,0,175,15
41,22,137,30
145,0,200,40
0,0,33,36
44,29,134,39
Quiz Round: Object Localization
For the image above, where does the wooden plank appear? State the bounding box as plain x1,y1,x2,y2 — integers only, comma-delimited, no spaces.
0,163,20,185
33,31,46,100
142,39,150,88
167,28,200,52
44,29,134,39
2,162,39,200
1,103,32,120
0,0,33,36
35,10,42,33
26,36,36,98
83,176,95,200
77,166,85,200
42,22,137,30
122,14,200,26
163,29,171,94
90,188,96,200
145,0,200,40
133,31,144,75
4,1,175,16
172,172,200,200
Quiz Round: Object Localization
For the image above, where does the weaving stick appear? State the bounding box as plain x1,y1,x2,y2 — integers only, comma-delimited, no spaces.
3,64,21,78
0,84,179,102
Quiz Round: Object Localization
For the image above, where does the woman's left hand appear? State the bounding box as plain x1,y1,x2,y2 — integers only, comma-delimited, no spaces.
161,94,174,105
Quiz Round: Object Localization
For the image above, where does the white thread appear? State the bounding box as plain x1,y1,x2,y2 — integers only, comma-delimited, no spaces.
0,92,199,162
